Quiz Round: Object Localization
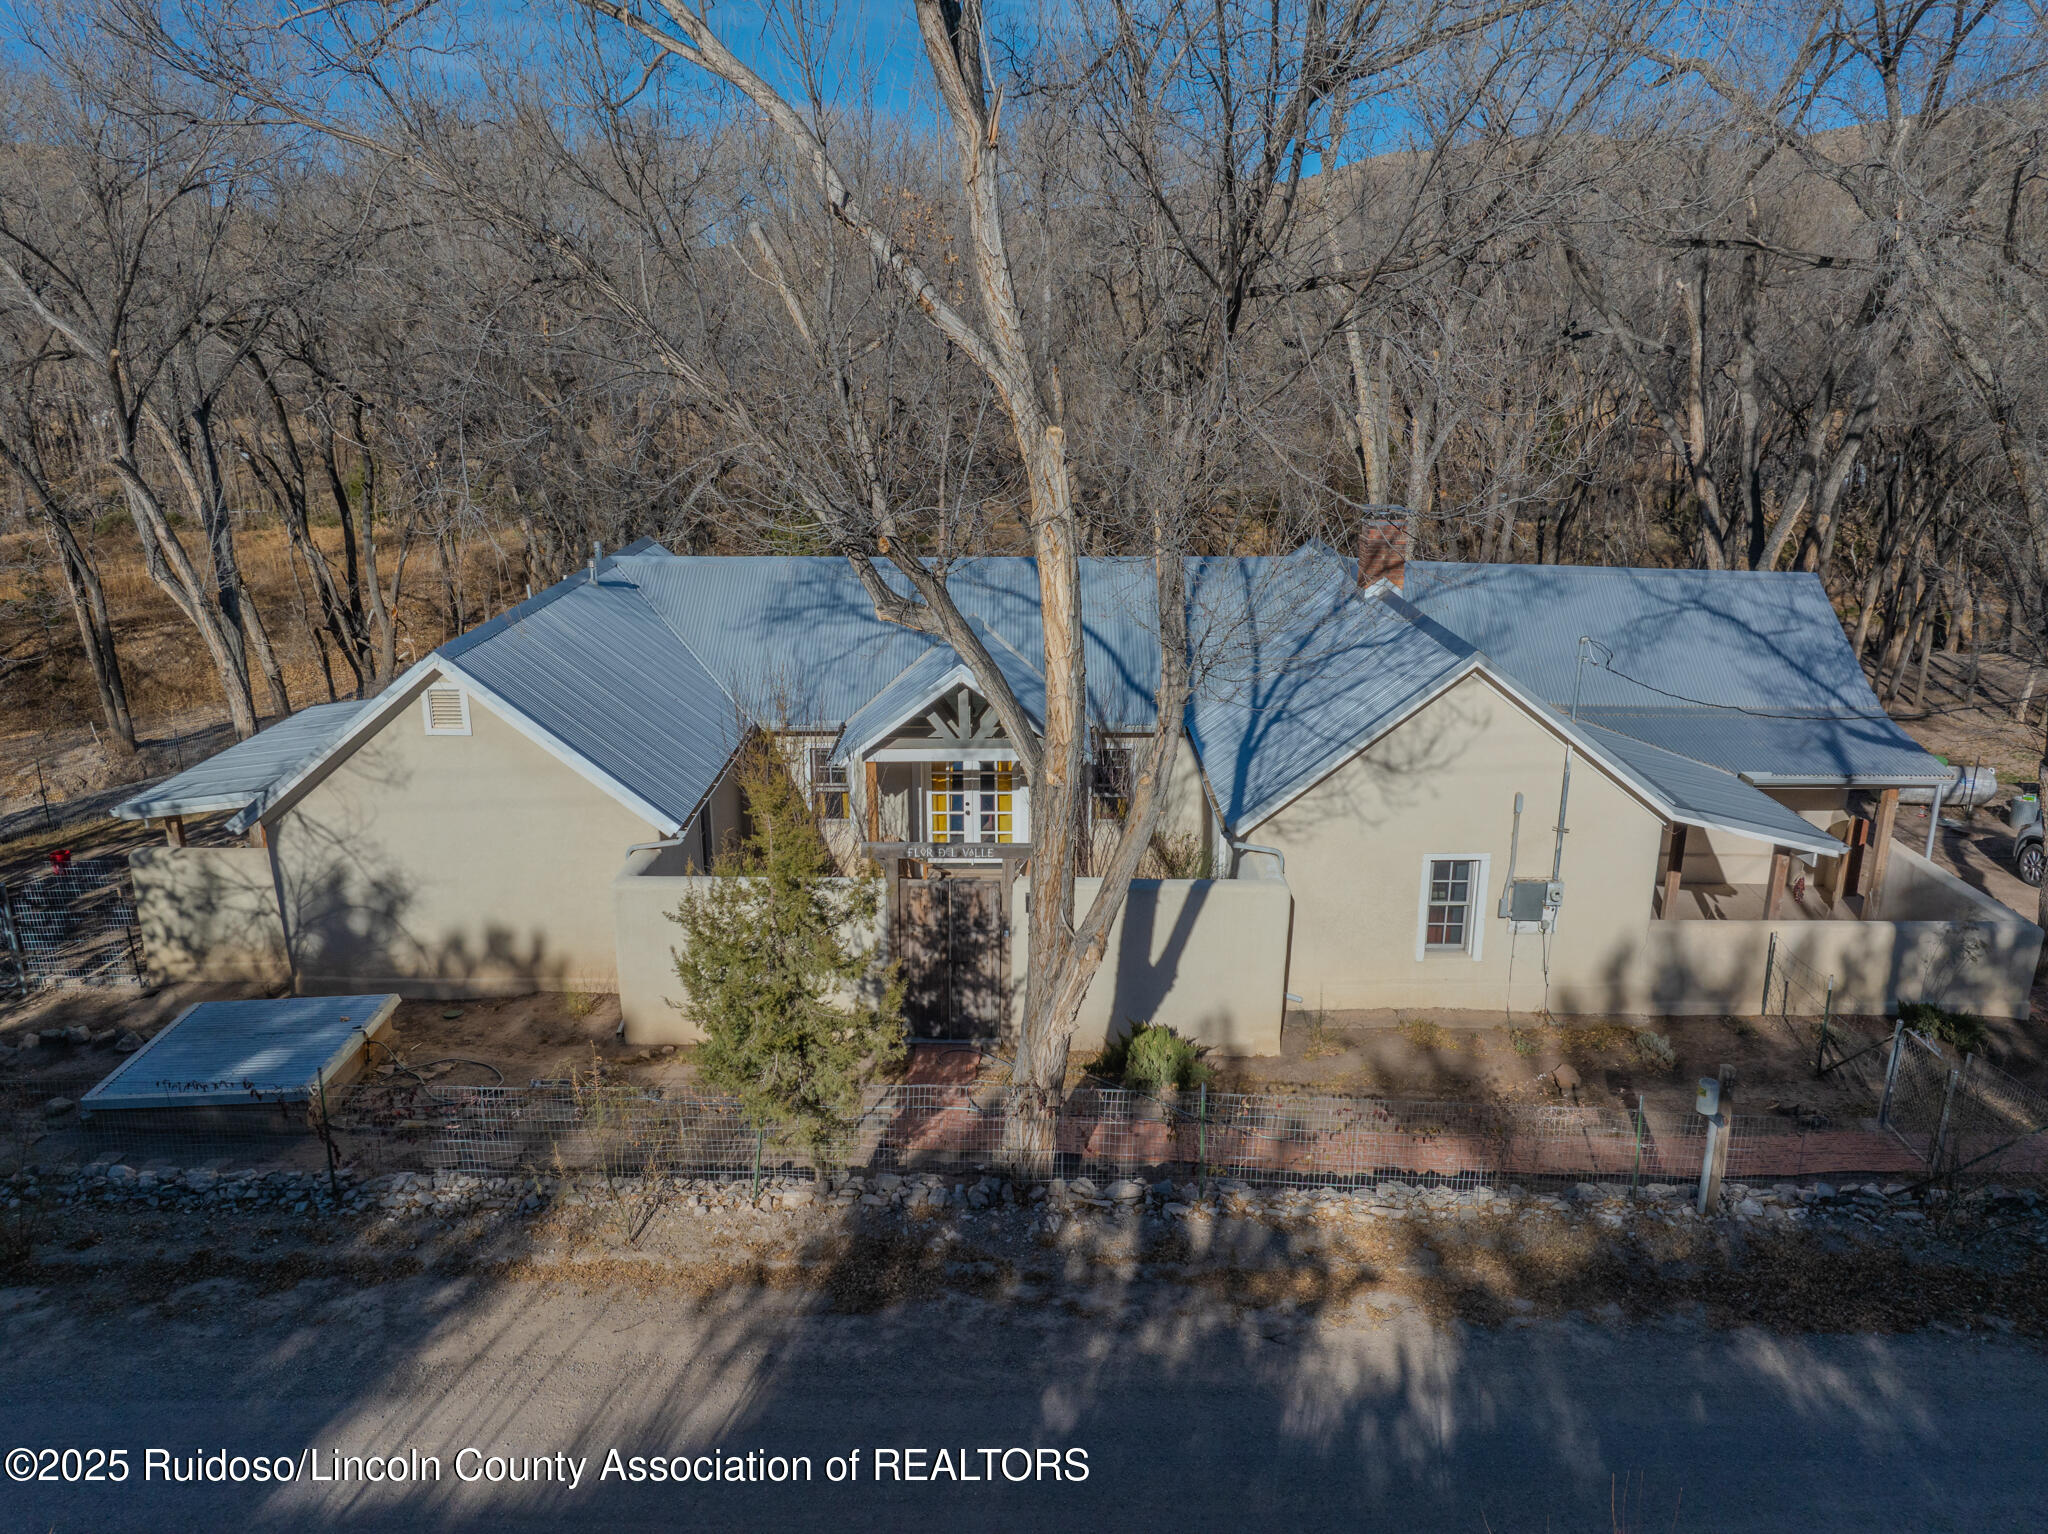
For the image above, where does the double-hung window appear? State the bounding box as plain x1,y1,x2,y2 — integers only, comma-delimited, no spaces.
1416,854,1489,960
1090,743,1132,824
808,748,850,821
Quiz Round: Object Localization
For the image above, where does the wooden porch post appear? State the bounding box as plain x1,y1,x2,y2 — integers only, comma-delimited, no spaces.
1661,824,1688,918
162,816,186,849
1764,846,1792,920
864,761,881,843
1864,787,1900,918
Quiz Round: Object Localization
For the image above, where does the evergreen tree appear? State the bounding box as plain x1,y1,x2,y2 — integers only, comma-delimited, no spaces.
670,741,904,1166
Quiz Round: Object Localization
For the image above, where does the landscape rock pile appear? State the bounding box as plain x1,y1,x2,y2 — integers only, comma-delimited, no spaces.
2,1159,2042,1240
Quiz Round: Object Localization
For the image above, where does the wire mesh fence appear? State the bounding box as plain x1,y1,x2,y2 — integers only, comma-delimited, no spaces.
1940,1055,2048,1184
8,1074,1949,1195
1881,1031,2048,1188
1879,1027,1955,1167
1758,936,1902,1095
0,858,143,993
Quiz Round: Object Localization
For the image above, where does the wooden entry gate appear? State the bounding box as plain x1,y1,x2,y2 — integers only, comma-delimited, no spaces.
892,875,1008,1040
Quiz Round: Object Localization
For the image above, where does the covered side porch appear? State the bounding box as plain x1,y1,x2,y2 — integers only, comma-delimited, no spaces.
1653,785,1920,925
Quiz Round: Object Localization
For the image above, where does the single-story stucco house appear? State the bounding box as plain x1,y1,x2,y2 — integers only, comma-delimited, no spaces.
114,535,2044,1051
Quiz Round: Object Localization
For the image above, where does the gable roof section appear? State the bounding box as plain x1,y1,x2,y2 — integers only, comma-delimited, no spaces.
1190,560,1481,829
438,567,743,831
114,699,372,823
1402,561,1947,786
828,619,1049,769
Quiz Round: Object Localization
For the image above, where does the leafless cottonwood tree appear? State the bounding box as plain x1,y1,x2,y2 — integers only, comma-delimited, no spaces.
0,319,135,747
0,51,282,735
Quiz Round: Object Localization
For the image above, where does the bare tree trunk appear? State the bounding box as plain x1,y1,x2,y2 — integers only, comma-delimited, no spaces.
0,437,136,749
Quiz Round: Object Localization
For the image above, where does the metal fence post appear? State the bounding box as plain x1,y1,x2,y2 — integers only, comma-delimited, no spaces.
1196,1080,1208,1198
1761,931,1778,1018
0,882,20,996
1878,1019,1905,1128
315,1066,340,1204
1814,977,1834,1075
751,1128,764,1199
1931,1065,1962,1174
1630,1094,1644,1196
1696,1065,1734,1216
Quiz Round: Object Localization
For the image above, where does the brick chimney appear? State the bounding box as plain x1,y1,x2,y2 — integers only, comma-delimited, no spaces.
1359,521,1407,590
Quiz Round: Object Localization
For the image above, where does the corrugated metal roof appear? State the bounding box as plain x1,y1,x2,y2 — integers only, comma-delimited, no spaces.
80,995,399,1110
440,569,742,831
1574,708,1942,786
1402,561,1946,785
829,619,1049,768
1575,723,1843,856
1192,559,1481,829
618,554,1163,730
113,700,371,822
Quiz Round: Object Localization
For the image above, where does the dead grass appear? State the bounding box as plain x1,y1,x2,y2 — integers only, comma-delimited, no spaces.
0,518,521,816
1396,1018,1472,1053
21,1198,2047,1341
1300,1011,1350,1060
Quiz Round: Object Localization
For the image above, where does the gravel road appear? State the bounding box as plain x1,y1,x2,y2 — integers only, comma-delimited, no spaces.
1,1269,2043,1532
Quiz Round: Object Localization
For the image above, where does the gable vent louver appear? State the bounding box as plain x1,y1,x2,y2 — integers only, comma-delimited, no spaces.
422,686,470,735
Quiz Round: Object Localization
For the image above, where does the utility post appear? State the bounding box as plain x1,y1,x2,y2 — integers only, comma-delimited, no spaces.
1695,1064,1735,1216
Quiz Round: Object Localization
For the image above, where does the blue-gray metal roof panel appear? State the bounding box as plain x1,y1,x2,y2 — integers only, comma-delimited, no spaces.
1403,561,1944,784
80,995,400,1110
113,700,371,821
440,571,742,830
1576,723,1843,855
618,554,1162,730
1575,708,1945,786
1190,562,1479,829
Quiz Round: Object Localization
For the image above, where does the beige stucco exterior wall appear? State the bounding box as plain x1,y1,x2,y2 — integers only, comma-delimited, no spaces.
1155,729,1216,859
612,850,888,1044
1007,873,1292,1055
130,845,290,987
1638,847,2042,1018
1253,671,1669,1015
269,680,664,996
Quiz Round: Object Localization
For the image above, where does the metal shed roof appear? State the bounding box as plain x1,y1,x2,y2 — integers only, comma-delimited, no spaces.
79,994,399,1111
1402,561,1947,786
1575,722,1844,857
113,700,370,822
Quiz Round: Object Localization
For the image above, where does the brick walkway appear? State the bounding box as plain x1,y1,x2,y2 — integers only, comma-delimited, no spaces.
870,1088,2030,1183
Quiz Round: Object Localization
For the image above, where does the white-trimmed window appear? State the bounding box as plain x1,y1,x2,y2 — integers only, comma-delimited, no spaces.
421,685,470,736
807,747,851,821
1415,854,1490,961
